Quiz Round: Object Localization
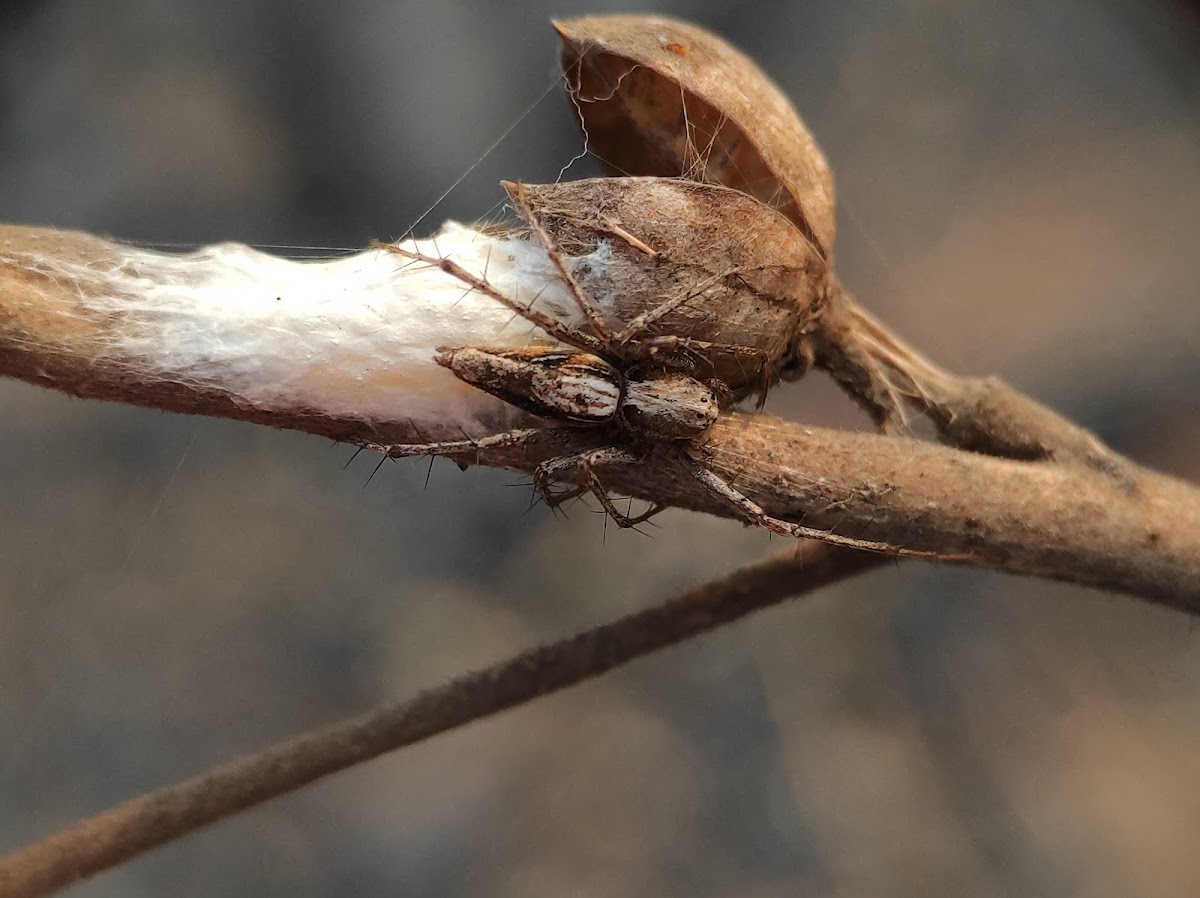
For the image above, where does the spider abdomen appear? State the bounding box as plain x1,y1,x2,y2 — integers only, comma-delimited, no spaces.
436,346,620,424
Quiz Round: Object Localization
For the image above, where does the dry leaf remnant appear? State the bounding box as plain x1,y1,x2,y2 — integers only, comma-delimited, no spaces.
556,15,837,258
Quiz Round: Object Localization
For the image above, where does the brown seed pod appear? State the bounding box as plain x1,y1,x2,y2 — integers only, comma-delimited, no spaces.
554,14,836,259
502,176,829,401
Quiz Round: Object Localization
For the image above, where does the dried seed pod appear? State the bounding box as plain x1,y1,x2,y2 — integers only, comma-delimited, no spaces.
503,176,829,401
555,14,836,259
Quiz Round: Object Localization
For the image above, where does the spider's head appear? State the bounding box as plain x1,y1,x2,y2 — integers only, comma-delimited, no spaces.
621,374,720,442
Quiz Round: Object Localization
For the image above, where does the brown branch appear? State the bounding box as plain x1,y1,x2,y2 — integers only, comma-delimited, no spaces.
364,414,1198,606
680,415,1199,607
814,279,1130,474
0,542,883,898
1,224,1197,607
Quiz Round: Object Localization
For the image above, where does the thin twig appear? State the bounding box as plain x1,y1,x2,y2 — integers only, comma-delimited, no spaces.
0,542,884,898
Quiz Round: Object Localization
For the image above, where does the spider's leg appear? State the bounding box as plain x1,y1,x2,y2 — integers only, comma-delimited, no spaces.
641,335,768,366
505,181,618,351
370,427,551,467
531,453,585,507
640,335,773,407
533,447,664,528
375,242,603,355
675,449,946,559
531,458,590,512
577,447,666,527
612,267,749,346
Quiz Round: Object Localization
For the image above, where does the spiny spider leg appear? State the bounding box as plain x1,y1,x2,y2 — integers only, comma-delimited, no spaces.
530,467,589,512
372,427,550,465
674,450,947,559
506,181,618,353
375,242,604,356
542,484,590,518
641,335,773,407
534,448,666,528
641,334,769,368
532,452,600,512
611,267,751,346
577,448,668,528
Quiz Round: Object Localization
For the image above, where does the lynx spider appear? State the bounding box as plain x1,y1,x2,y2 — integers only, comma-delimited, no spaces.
371,192,918,556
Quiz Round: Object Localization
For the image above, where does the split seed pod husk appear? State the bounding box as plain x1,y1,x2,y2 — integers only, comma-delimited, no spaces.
503,176,828,402
554,14,836,259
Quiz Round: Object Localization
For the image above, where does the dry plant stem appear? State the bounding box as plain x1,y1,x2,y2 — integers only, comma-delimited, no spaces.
0,542,884,898
691,417,1199,607
816,280,1128,473
0,225,1197,605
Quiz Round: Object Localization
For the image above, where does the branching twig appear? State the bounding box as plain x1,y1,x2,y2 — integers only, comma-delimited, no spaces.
815,279,1131,474
1,225,1196,605
0,542,884,898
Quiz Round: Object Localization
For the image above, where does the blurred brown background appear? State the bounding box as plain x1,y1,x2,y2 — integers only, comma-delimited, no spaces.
2,1,1199,895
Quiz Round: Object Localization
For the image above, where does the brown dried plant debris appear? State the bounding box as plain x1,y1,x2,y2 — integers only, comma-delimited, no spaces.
555,14,836,259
